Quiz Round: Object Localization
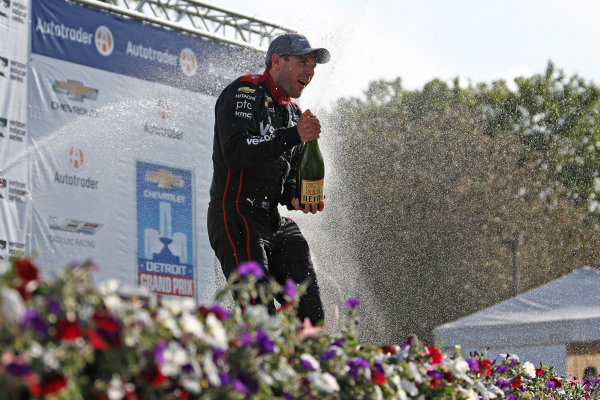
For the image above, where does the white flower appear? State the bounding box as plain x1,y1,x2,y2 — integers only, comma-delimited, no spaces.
180,311,204,338
401,378,419,397
107,375,125,400
161,341,189,376
246,305,281,330
0,288,25,323
156,307,181,337
390,375,407,400
474,381,497,399
523,361,536,378
300,353,320,371
406,362,423,383
307,371,340,394
202,350,220,386
181,378,202,394
272,358,297,382
450,357,470,379
256,365,274,386
98,279,120,296
456,388,479,400
204,313,228,350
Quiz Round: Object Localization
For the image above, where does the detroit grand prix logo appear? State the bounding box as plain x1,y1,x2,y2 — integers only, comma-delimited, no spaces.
179,48,197,77
95,25,114,56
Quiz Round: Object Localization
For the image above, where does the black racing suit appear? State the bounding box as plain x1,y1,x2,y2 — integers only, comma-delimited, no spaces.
207,70,324,324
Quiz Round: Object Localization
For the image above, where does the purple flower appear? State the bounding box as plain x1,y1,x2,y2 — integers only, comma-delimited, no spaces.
283,393,295,400
301,359,316,370
320,349,338,362
23,309,49,337
255,330,274,354
344,298,361,308
212,348,226,363
241,331,252,347
6,362,31,377
545,379,557,389
332,337,346,347
48,299,61,315
285,279,297,299
233,379,249,395
427,370,443,380
465,358,478,372
182,364,194,374
496,378,511,390
154,340,167,366
509,358,516,367
495,365,508,373
507,394,519,400
219,372,232,386
210,305,230,320
347,357,370,379
238,261,264,279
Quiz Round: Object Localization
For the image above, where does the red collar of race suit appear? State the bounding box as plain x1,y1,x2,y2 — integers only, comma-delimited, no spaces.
240,71,296,107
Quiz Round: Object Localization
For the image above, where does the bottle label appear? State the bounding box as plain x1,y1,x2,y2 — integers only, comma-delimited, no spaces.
300,179,324,204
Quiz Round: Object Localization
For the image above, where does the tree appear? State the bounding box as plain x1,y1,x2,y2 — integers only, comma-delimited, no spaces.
316,69,600,345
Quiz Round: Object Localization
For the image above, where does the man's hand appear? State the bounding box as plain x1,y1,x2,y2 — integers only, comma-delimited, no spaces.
291,197,325,214
297,109,321,143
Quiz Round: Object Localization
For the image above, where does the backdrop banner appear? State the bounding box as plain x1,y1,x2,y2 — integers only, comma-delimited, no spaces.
0,0,30,264
4,0,264,303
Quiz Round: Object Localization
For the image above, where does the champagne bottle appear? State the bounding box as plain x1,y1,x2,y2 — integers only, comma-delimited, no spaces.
296,138,325,207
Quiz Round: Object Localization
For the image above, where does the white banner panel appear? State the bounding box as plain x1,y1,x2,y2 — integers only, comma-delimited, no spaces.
27,0,262,303
0,0,30,262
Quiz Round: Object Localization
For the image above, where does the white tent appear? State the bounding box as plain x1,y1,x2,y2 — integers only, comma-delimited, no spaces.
434,267,600,375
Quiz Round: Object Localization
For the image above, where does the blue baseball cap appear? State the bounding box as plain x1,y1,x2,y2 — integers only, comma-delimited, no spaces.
265,33,331,65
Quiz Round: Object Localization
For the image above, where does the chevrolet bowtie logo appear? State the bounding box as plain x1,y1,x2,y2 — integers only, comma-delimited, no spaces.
146,170,185,189
53,80,98,102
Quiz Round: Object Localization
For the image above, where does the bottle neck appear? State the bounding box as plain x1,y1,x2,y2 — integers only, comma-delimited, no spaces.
306,138,320,149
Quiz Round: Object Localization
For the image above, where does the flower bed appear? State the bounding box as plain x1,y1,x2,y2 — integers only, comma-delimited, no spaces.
0,258,599,399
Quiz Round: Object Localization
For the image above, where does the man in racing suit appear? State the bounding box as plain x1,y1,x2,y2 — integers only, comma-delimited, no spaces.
207,33,330,324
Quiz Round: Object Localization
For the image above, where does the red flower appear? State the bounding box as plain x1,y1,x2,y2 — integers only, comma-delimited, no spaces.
478,359,492,375
511,375,522,388
443,371,454,383
93,309,120,333
55,320,82,341
174,388,189,400
429,378,441,388
548,377,562,388
141,365,168,388
15,259,39,284
87,327,109,351
535,367,544,376
378,345,397,355
370,370,386,385
427,345,442,364
30,373,67,396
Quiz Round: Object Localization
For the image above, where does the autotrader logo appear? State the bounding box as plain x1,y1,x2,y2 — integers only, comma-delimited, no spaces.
95,25,114,56
53,80,98,102
156,99,170,120
68,147,84,170
179,48,197,77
